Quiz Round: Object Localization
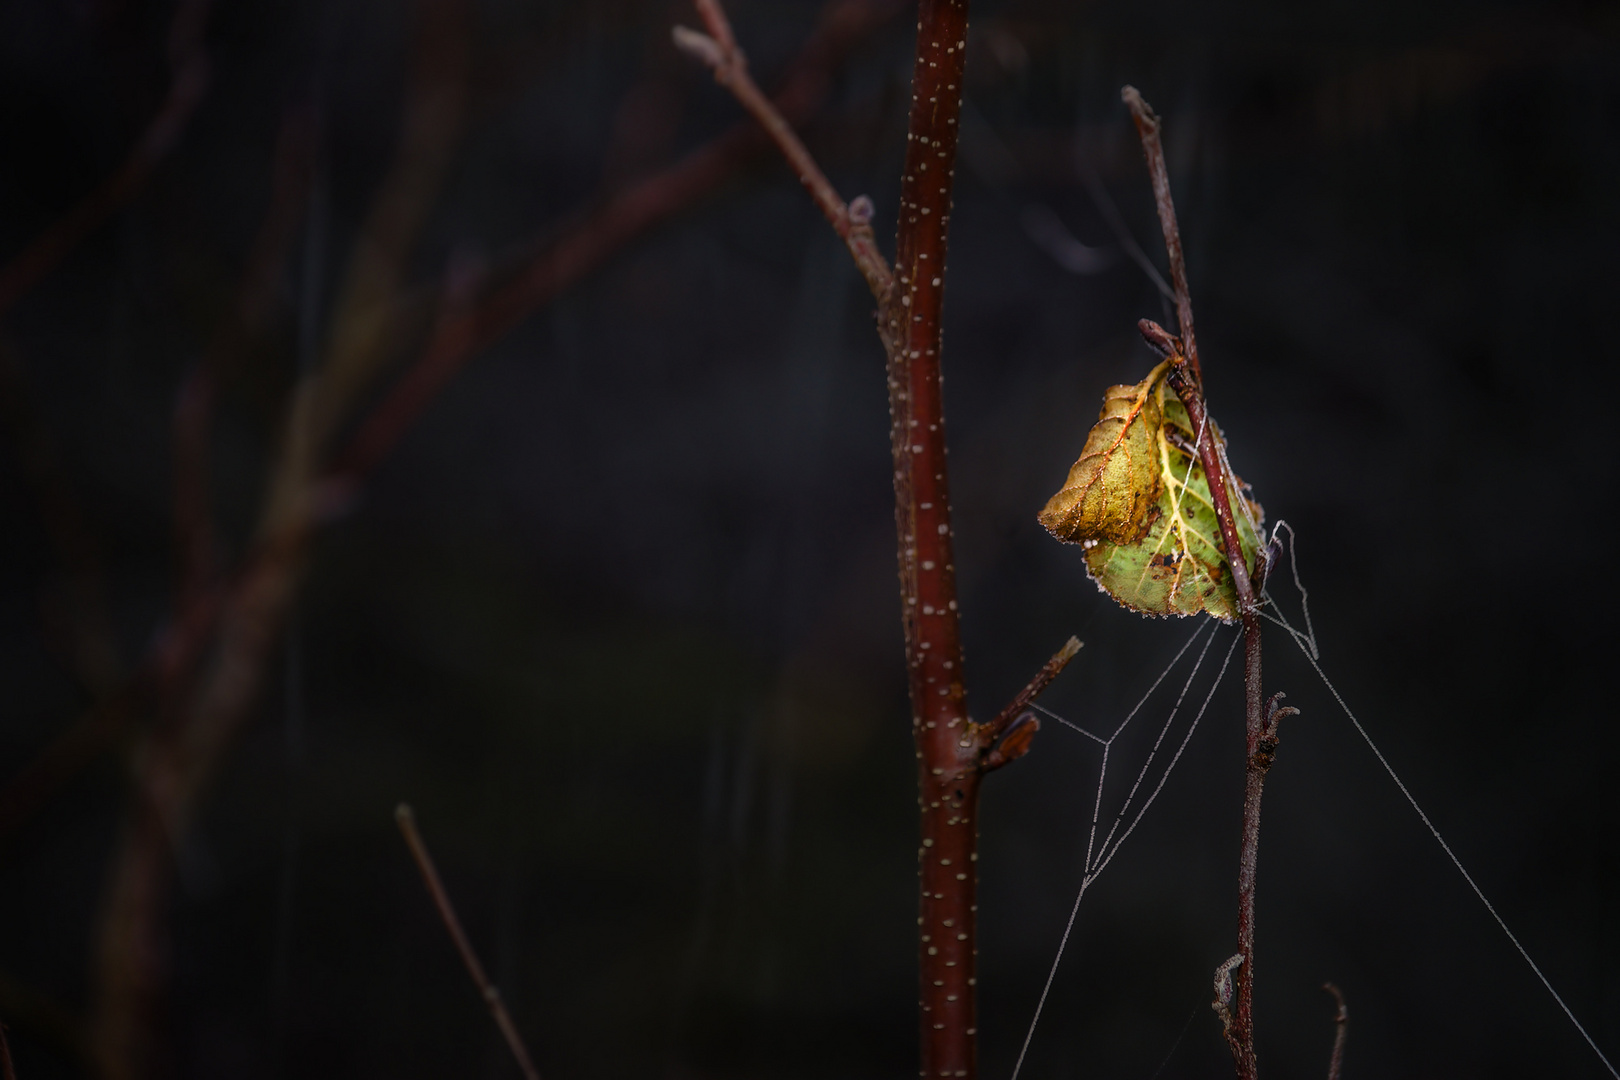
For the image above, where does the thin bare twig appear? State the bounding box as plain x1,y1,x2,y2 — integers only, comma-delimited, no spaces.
0,342,122,698
983,636,1082,739
1126,85,1278,1080
175,107,316,617
1323,983,1348,1080
395,805,541,1080
677,0,891,295
89,9,471,1075
975,634,1085,777
0,0,213,318
1,1019,17,1080
1121,87,1200,381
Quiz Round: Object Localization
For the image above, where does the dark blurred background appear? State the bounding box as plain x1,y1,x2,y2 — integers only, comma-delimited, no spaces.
2,0,1618,1077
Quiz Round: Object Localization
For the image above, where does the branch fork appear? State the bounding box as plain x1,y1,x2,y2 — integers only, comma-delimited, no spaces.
675,3,1087,1075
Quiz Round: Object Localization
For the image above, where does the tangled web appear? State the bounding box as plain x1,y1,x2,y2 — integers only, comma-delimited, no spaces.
1009,521,1618,1080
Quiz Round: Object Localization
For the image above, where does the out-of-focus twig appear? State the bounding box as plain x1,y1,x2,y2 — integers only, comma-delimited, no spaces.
331,0,904,488
0,0,213,318
89,6,472,1076
0,110,315,857
175,106,316,617
0,342,122,698
395,805,542,1080
305,0,471,452
0,0,903,862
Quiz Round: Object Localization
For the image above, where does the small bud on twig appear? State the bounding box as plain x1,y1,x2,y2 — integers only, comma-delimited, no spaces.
1212,953,1243,1034
1136,318,1181,360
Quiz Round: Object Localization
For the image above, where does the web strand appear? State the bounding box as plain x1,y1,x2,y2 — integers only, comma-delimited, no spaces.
1008,623,1238,1080
1283,636,1618,1078
1266,525,1618,1078
1091,626,1223,870
1092,630,1237,880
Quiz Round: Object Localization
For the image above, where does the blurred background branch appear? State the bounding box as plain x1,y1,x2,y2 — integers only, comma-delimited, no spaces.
0,1,1616,1078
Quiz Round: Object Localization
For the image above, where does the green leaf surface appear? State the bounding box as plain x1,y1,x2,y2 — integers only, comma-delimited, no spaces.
1038,362,1263,621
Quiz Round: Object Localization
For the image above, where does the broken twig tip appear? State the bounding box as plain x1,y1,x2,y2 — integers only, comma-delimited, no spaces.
1323,982,1349,1080
394,802,414,825
672,25,725,70
1120,85,1158,129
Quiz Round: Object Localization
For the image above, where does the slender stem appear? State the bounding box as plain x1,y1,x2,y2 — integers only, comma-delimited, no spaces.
980,636,1082,745
976,636,1081,777
1,1019,16,1080
682,0,892,295
1162,359,1256,611
395,805,542,1080
1229,611,1264,1079
1121,87,1200,381
1323,983,1348,1080
1126,86,1274,1080
0,0,213,318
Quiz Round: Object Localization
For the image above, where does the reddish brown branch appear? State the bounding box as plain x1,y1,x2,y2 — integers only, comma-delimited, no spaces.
174,108,315,617
1127,86,1276,1080
685,1,988,1074
978,636,1082,765
1121,87,1200,381
395,805,542,1080
878,6,980,1077
1323,983,1348,1080
0,0,212,318
1157,352,1257,612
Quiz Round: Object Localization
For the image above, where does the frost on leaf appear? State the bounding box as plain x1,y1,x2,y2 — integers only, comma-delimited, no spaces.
1038,360,1264,621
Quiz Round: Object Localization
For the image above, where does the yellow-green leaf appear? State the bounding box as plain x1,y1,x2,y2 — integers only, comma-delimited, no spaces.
1039,362,1264,621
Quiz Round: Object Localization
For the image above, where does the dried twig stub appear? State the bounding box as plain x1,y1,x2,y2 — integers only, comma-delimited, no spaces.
396,804,542,1080
1323,983,1349,1080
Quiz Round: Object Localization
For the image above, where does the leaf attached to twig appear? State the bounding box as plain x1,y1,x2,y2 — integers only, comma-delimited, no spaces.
1038,361,1263,621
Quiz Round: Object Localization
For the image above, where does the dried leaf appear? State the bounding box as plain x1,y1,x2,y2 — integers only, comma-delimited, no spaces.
1039,362,1264,621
